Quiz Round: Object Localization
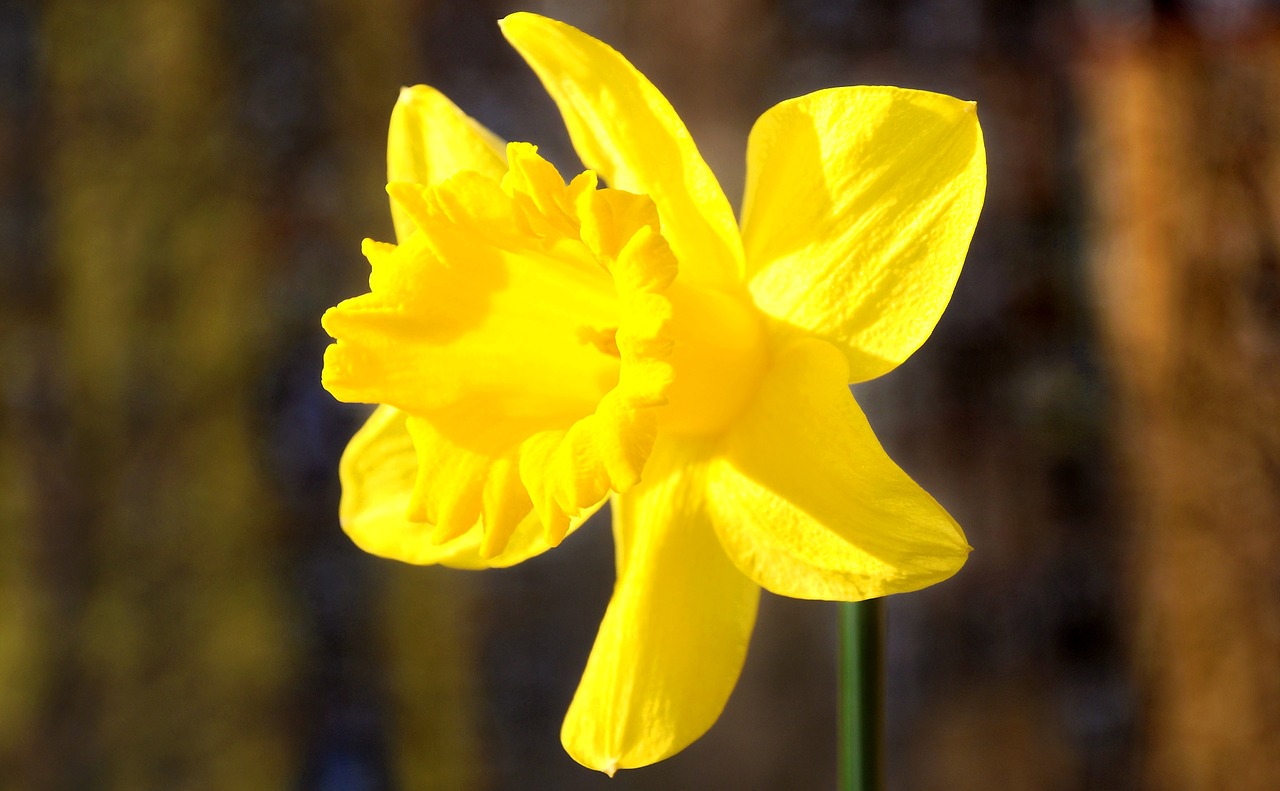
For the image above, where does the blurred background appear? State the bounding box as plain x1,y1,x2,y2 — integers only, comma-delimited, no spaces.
2,0,1279,788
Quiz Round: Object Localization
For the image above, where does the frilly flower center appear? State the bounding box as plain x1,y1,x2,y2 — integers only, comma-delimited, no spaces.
321,140,769,557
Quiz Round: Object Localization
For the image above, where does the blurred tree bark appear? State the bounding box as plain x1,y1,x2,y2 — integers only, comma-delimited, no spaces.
27,1,298,788
1082,28,1280,791
0,2,49,783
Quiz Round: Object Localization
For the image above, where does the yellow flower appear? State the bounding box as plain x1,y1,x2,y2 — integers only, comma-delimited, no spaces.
321,12,985,775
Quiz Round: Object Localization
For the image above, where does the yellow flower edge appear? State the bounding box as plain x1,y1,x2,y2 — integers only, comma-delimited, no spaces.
321,11,985,775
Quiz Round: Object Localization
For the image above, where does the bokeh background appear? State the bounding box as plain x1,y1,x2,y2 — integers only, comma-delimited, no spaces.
2,0,1279,788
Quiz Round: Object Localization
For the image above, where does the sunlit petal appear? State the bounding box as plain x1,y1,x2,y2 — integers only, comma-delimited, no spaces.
500,12,744,289
741,87,985,382
707,339,971,600
561,439,760,773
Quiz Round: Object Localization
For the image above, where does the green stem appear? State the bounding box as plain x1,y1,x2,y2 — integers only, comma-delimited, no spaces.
838,598,884,791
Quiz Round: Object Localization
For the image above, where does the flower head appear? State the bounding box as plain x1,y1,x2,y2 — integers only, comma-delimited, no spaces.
321,12,985,774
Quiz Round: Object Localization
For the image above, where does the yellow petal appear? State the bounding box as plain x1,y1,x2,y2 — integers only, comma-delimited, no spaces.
741,87,986,383
706,339,971,600
561,438,760,774
499,12,744,290
403,414,528,546
337,405,568,569
387,85,507,242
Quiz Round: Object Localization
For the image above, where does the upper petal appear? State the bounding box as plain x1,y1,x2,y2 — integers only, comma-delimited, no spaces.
706,338,971,601
499,12,744,290
338,405,568,569
741,87,986,383
387,85,507,242
561,438,760,773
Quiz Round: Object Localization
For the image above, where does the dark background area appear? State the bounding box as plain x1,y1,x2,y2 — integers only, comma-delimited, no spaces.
2,0,1278,789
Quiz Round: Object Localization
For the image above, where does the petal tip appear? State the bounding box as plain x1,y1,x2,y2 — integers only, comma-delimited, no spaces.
542,517,569,549
395,84,441,108
497,11,539,34
602,758,619,778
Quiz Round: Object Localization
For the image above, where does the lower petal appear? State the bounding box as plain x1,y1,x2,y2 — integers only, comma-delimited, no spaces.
338,405,569,569
561,438,760,774
706,339,971,601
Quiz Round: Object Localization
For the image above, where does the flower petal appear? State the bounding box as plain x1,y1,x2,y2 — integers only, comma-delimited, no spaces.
387,85,507,242
706,339,970,601
338,405,568,569
561,438,760,774
740,87,986,383
499,12,744,290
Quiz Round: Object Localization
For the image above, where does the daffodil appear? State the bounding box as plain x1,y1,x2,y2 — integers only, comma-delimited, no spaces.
321,12,985,775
